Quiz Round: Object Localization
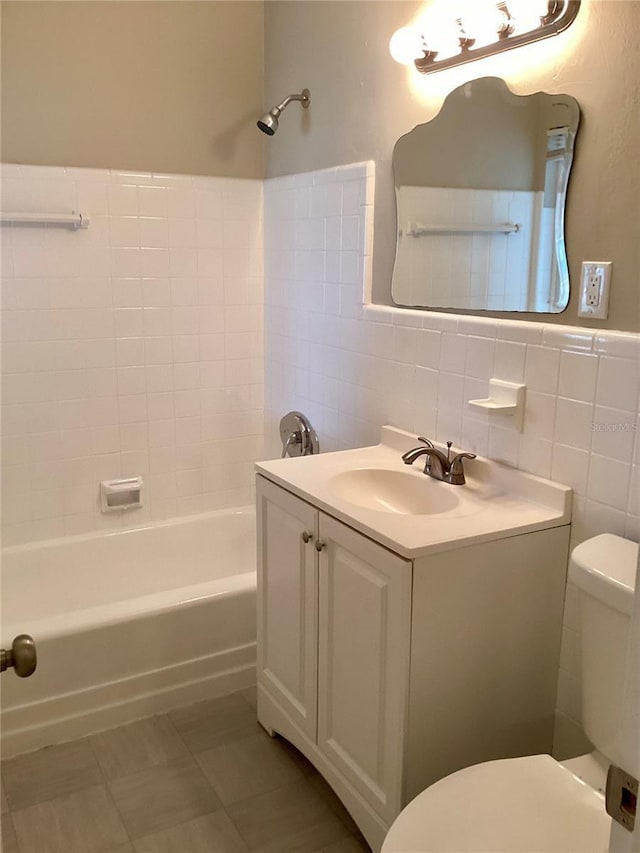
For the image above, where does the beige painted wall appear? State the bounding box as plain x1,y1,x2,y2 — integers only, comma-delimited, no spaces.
264,0,640,332
1,1,264,179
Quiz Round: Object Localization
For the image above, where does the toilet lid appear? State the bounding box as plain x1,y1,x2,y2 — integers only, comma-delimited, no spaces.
382,755,611,853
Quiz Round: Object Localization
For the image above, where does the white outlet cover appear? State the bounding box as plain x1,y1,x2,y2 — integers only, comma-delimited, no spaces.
578,261,612,320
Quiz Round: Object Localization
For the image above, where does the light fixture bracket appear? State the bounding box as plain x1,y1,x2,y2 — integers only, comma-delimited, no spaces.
413,0,581,75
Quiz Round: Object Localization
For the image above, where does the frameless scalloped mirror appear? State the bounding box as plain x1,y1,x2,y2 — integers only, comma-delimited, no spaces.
392,77,580,313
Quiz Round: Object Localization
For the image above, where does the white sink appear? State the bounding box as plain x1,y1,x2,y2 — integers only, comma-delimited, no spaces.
328,468,460,516
255,426,572,558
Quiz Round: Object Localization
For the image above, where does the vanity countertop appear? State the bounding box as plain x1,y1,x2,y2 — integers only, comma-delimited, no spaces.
255,426,572,559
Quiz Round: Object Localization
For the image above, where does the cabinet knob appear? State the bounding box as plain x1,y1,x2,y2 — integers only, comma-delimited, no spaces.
315,540,326,552
302,531,313,544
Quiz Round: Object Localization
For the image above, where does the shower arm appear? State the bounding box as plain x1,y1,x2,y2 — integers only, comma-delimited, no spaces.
272,91,310,116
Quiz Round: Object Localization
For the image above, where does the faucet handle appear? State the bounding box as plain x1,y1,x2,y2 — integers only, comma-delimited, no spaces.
417,436,434,447
450,451,477,466
448,451,477,485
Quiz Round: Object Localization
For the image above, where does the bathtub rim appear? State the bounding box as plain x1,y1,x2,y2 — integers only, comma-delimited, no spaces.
1,503,257,644
2,570,256,645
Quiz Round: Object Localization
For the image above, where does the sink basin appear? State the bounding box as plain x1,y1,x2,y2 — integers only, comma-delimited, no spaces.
255,425,572,558
328,468,460,516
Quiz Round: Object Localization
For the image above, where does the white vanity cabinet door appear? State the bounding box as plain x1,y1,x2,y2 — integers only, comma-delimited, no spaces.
257,476,318,741
316,513,412,824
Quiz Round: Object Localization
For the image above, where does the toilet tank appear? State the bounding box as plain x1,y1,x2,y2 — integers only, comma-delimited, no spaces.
569,533,638,759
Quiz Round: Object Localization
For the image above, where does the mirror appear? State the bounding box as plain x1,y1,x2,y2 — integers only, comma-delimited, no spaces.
392,78,580,313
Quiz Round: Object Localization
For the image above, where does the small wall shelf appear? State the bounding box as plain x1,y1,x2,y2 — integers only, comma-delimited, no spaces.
469,379,526,431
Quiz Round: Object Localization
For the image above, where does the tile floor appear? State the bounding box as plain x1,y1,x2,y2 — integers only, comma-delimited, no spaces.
0,687,371,853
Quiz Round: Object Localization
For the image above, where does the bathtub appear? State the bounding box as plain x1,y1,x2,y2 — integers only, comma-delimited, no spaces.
0,507,257,757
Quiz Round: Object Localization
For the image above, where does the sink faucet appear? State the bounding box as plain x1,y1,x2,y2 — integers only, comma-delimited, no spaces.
402,437,476,485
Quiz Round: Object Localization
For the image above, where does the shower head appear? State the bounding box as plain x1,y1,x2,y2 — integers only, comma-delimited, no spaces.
257,112,278,136
257,89,310,136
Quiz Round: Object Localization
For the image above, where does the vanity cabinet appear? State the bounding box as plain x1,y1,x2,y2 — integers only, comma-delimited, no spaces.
256,472,570,852
257,475,411,824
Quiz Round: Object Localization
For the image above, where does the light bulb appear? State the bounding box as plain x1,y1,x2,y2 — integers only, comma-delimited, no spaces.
457,0,509,47
389,27,423,65
505,0,552,32
416,5,462,59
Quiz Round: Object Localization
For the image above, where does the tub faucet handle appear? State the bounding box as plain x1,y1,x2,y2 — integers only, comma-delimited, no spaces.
280,411,319,458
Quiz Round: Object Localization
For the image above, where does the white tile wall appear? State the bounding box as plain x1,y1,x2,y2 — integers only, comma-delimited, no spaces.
1,164,263,545
394,186,537,311
264,161,640,758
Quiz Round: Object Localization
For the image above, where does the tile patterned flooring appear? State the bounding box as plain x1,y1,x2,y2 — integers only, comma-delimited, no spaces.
0,687,371,853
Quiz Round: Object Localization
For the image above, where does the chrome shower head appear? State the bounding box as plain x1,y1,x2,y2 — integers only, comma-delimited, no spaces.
257,112,279,136
257,89,310,136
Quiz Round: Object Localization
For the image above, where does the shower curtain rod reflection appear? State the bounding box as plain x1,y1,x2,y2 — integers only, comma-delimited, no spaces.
0,211,90,229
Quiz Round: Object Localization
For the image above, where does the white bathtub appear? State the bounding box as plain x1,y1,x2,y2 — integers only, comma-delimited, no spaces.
0,507,257,757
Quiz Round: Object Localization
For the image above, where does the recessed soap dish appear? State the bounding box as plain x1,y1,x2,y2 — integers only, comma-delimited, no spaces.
100,477,143,512
469,379,526,431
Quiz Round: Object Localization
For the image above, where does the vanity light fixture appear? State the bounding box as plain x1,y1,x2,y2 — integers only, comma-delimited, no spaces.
390,0,580,74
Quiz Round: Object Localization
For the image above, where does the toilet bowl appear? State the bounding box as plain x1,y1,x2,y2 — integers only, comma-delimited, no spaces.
383,533,638,853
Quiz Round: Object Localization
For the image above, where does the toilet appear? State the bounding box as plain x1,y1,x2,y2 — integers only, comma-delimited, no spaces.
383,533,639,853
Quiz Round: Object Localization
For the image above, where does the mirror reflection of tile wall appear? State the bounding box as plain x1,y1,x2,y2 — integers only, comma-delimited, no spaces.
395,187,537,311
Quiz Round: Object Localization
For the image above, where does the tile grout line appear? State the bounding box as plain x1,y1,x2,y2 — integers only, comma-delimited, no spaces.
163,688,360,851
91,703,240,849
163,693,260,852
82,734,136,851
163,694,258,850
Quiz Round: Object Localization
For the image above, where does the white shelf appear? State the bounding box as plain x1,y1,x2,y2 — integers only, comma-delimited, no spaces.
469,379,526,431
470,400,518,413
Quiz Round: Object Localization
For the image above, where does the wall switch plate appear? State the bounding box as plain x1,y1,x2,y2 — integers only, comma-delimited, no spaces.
578,261,612,319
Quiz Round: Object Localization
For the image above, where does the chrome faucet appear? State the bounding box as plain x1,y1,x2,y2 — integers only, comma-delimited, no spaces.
402,437,476,485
